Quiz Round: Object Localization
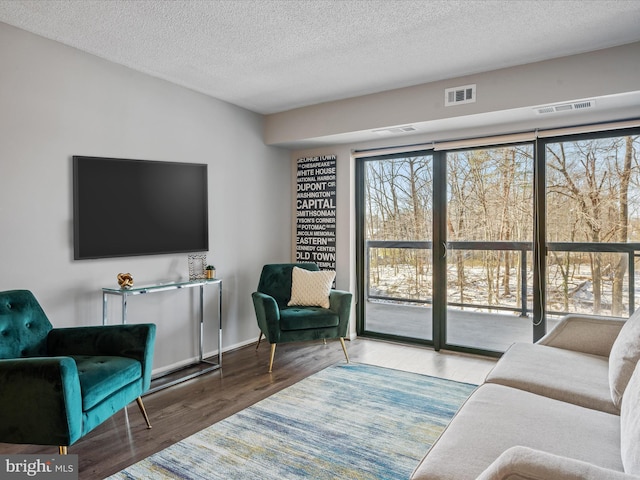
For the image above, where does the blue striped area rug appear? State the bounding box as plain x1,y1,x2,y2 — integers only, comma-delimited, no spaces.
109,363,476,480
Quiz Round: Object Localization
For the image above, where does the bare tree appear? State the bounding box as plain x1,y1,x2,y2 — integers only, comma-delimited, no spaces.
610,137,634,314
363,133,638,322
547,136,639,315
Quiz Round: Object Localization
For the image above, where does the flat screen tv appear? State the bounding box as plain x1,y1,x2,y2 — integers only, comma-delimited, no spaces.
73,156,209,260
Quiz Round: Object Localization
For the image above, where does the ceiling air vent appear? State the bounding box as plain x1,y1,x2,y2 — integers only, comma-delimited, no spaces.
445,84,476,106
372,125,417,135
535,99,595,115
573,100,594,110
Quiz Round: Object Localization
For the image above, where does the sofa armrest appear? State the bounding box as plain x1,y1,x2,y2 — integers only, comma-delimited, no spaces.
252,291,281,341
47,323,156,391
0,357,83,446
477,446,638,480
537,314,626,357
329,289,352,337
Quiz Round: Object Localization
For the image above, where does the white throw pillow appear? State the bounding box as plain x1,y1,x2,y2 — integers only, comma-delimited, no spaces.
620,360,640,475
609,310,640,408
288,267,335,309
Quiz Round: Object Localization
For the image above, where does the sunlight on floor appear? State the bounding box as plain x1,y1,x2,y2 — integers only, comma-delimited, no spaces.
350,339,497,385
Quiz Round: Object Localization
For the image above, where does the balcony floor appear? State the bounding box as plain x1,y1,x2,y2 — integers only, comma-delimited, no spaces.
364,300,560,353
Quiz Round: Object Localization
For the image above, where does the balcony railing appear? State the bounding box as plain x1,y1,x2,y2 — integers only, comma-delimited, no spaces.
366,240,640,317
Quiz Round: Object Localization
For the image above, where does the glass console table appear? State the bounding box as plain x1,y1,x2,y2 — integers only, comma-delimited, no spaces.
102,278,222,393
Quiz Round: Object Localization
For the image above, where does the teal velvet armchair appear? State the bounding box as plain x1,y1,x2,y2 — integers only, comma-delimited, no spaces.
0,289,156,454
252,263,352,372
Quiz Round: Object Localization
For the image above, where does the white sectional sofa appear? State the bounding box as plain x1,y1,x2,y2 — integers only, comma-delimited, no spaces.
411,311,640,480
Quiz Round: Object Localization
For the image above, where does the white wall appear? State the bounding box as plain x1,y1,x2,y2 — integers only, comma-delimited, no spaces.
0,22,292,374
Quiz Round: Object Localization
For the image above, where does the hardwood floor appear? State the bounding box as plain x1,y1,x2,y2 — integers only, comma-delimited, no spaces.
0,338,496,479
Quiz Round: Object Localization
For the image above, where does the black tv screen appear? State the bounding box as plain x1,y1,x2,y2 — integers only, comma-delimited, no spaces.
73,156,209,260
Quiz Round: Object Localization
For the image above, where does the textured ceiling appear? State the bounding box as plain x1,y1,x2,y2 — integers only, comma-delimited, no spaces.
1,0,640,115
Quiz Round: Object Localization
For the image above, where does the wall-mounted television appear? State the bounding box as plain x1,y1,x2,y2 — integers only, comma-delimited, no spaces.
73,156,209,260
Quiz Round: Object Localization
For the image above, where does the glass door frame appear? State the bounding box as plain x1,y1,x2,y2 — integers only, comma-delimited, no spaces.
437,144,538,355
432,150,446,351
355,150,436,347
536,127,640,334
356,146,537,356
356,127,640,356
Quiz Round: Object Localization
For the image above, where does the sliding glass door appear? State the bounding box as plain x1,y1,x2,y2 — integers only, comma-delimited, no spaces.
360,151,433,342
444,145,534,352
358,144,534,352
357,128,640,355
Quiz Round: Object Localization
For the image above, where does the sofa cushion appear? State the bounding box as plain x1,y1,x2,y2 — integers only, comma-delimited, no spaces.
73,355,142,410
288,267,335,308
621,360,640,475
279,307,339,331
485,342,616,414
609,310,640,409
411,384,622,480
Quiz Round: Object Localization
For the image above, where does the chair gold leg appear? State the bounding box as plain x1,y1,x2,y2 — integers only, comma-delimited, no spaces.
59,446,68,455
256,333,263,350
339,337,350,363
136,397,152,429
268,344,277,373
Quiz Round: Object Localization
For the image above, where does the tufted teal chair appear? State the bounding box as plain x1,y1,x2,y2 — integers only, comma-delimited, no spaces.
0,289,156,454
252,263,352,372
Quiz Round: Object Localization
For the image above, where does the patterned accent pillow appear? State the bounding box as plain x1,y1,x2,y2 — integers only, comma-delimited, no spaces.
288,267,335,309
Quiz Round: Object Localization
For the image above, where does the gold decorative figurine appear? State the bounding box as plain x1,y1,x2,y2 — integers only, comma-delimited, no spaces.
117,273,134,289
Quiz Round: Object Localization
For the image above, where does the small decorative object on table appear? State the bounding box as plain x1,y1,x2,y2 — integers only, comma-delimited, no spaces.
188,254,207,280
117,272,134,289
206,265,216,279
